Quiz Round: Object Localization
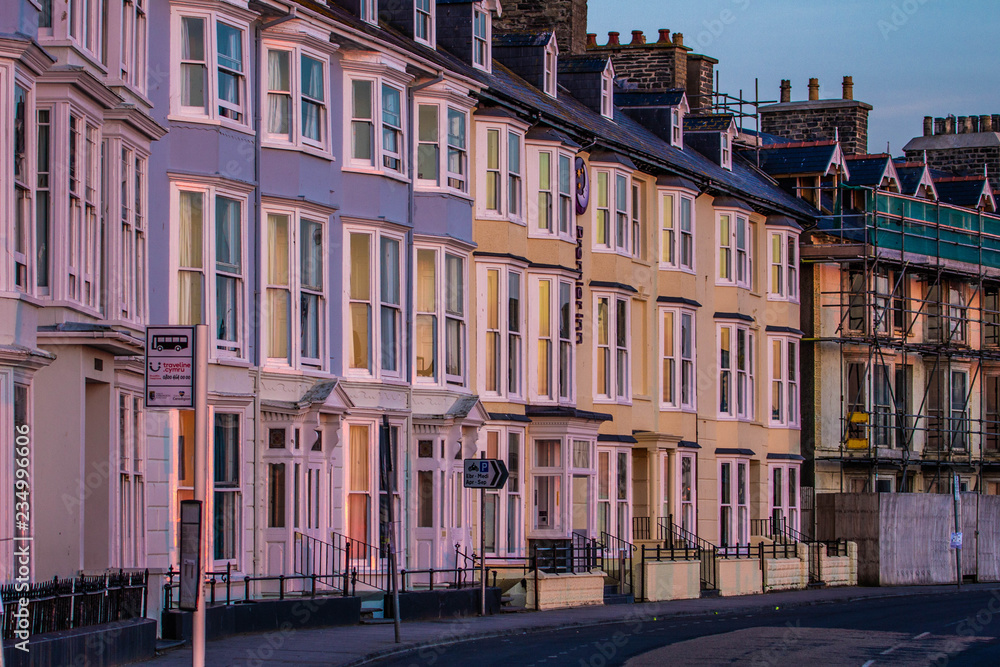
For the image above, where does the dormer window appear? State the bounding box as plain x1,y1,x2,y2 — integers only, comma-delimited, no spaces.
361,0,378,25
671,108,683,147
721,134,732,170
543,38,559,98
415,0,434,46
473,8,491,71
600,61,614,119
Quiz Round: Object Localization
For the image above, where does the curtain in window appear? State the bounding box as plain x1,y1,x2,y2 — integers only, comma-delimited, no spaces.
181,17,206,108
216,22,242,105
178,192,203,325
382,86,401,153
380,237,400,372
348,425,370,544
215,198,241,343
267,214,290,360
301,56,324,142
267,50,291,137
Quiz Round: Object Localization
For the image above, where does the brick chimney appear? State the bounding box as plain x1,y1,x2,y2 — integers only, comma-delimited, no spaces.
923,116,934,137
493,0,589,55
588,25,691,92
981,115,993,133
808,78,820,101
842,76,854,101
780,80,791,103
945,116,955,134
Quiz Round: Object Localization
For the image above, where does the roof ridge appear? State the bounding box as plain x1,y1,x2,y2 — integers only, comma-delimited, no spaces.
758,139,838,150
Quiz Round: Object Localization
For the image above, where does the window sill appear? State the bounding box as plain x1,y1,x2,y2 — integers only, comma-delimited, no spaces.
167,114,255,137
343,165,410,183
768,423,802,431
527,230,577,243
262,141,335,162
478,213,527,227
592,398,632,407
592,247,633,258
414,185,472,202
211,356,252,368
659,265,697,275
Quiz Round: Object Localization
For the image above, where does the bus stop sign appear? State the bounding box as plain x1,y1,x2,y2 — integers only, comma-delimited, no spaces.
145,326,196,409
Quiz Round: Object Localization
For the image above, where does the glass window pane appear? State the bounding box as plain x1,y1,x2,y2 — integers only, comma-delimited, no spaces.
300,220,322,290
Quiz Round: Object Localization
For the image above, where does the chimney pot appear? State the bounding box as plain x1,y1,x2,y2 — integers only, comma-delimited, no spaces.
923,116,934,137
586,33,598,48
672,32,684,46
630,30,646,45
993,115,1000,132
934,118,945,135
657,29,671,44
982,115,994,133
607,31,620,46
972,116,980,133
945,116,955,134
808,78,820,101
842,75,854,101
958,116,968,134
780,79,791,103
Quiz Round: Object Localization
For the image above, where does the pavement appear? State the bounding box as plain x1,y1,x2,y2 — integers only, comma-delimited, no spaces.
143,583,1000,667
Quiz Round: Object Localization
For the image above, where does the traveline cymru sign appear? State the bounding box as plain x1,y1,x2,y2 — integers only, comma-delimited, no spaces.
145,326,196,409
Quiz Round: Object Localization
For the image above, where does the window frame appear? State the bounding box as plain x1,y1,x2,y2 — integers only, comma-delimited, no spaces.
718,457,750,549
591,164,634,255
767,229,800,303
211,410,243,568
359,0,378,25
768,333,801,428
413,243,469,388
543,37,558,97
414,0,436,47
472,7,491,72
593,291,631,405
478,261,526,401
717,208,752,289
528,273,577,405
481,426,526,557
415,97,471,195
476,119,528,223
170,6,252,130
659,306,697,412
717,321,756,422
262,39,332,156
527,143,576,240
344,70,410,178
600,60,614,119
658,188,696,272
769,463,800,536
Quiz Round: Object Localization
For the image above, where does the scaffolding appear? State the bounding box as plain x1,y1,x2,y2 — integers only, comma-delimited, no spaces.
802,186,1000,494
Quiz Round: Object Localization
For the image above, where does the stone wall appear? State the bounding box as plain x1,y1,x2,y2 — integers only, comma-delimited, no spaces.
494,0,589,55
686,54,716,112
717,558,762,596
760,102,871,155
820,542,859,587
639,559,701,602
903,145,1000,192
525,570,605,610
588,34,689,92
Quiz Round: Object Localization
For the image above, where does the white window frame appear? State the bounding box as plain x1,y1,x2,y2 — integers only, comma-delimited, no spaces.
600,60,614,119
674,451,697,535
210,409,243,568
527,144,575,240
262,203,328,371
476,120,528,223
414,0,435,47
769,334,801,428
528,273,576,405
768,229,800,302
769,462,801,535
717,208,752,289
717,321,755,421
11,77,34,294
170,6,251,130
593,291,631,405
631,181,644,259
592,165,633,254
170,179,252,360
344,225,406,381
415,96,471,195
658,188,696,272
478,261,526,400
596,445,631,540
721,133,732,170
543,37,558,97
116,389,145,569
659,306,697,411
718,458,750,549
262,39,332,156
360,0,378,24
481,426,526,557
344,68,410,178
414,244,469,387
472,7,491,72
671,107,683,148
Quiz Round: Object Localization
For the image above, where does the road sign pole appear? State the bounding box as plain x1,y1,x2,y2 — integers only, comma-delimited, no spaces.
193,325,208,667
480,452,486,617
954,473,962,590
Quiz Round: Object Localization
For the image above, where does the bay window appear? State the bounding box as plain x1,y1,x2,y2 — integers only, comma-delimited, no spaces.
719,458,749,549
717,209,752,289
528,145,574,239
659,189,695,271
264,205,327,369
592,166,632,253
532,440,562,532
482,427,525,556
769,463,800,535
117,392,145,568
119,0,147,93
718,321,755,421
264,43,330,152
594,292,630,403
12,83,29,291
768,230,799,301
416,101,469,193
477,122,526,221
174,182,249,357
174,10,249,125
769,334,801,427
348,76,406,175
415,246,468,386
346,227,404,379
660,306,696,411
529,275,575,403
479,263,525,399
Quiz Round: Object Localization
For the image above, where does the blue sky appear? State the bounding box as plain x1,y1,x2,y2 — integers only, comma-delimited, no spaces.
587,0,1000,155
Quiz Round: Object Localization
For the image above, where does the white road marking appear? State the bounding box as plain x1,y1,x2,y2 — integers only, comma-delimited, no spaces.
914,631,930,640
862,660,877,667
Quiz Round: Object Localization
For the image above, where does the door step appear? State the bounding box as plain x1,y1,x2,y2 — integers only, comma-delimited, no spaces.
699,588,721,598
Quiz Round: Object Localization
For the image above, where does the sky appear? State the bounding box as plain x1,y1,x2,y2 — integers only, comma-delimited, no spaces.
587,0,1000,156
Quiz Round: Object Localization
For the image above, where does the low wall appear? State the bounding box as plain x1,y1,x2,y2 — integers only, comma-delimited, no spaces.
717,558,762,597
2,618,156,667
820,542,859,587
639,560,700,602
384,587,501,621
162,596,361,641
525,570,605,610
762,547,807,592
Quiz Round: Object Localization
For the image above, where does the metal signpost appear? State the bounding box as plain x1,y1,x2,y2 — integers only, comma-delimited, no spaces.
146,325,207,667
464,457,509,616
179,500,203,611
379,416,401,643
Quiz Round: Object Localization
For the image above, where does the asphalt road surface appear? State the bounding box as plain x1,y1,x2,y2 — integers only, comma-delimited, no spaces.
370,588,1000,667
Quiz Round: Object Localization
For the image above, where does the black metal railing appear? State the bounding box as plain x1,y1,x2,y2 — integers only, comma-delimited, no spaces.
661,516,719,591
295,531,352,595
633,516,652,541
2,570,148,641
599,532,637,596
757,541,798,560
331,531,392,593
826,539,849,558
532,541,599,575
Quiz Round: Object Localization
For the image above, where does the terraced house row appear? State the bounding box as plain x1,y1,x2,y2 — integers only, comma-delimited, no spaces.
6,0,994,633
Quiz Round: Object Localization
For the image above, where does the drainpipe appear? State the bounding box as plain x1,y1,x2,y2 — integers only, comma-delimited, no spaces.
251,6,296,577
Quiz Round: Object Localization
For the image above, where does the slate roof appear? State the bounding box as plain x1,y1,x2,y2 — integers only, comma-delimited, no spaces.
558,56,611,74
749,141,841,177
683,114,735,132
494,32,552,48
892,160,932,196
613,89,686,108
844,154,892,187
934,177,990,208
739,128,791,146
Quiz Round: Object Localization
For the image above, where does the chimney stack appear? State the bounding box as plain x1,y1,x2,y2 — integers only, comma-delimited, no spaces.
923,116,934,137
672,32,684,46
958,116,969,134
842,76,854,101
657,29,671,44
993,115,1000,133
780,79,791,103
934,118,945,135
808,78,820,101
630,30,646,45
945,116,955,134
607,31,620,46
586,33,597,48
981,115,993,133
971,116,980,133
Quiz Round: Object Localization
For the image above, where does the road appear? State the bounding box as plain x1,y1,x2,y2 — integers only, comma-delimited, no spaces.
371,588,1000,667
